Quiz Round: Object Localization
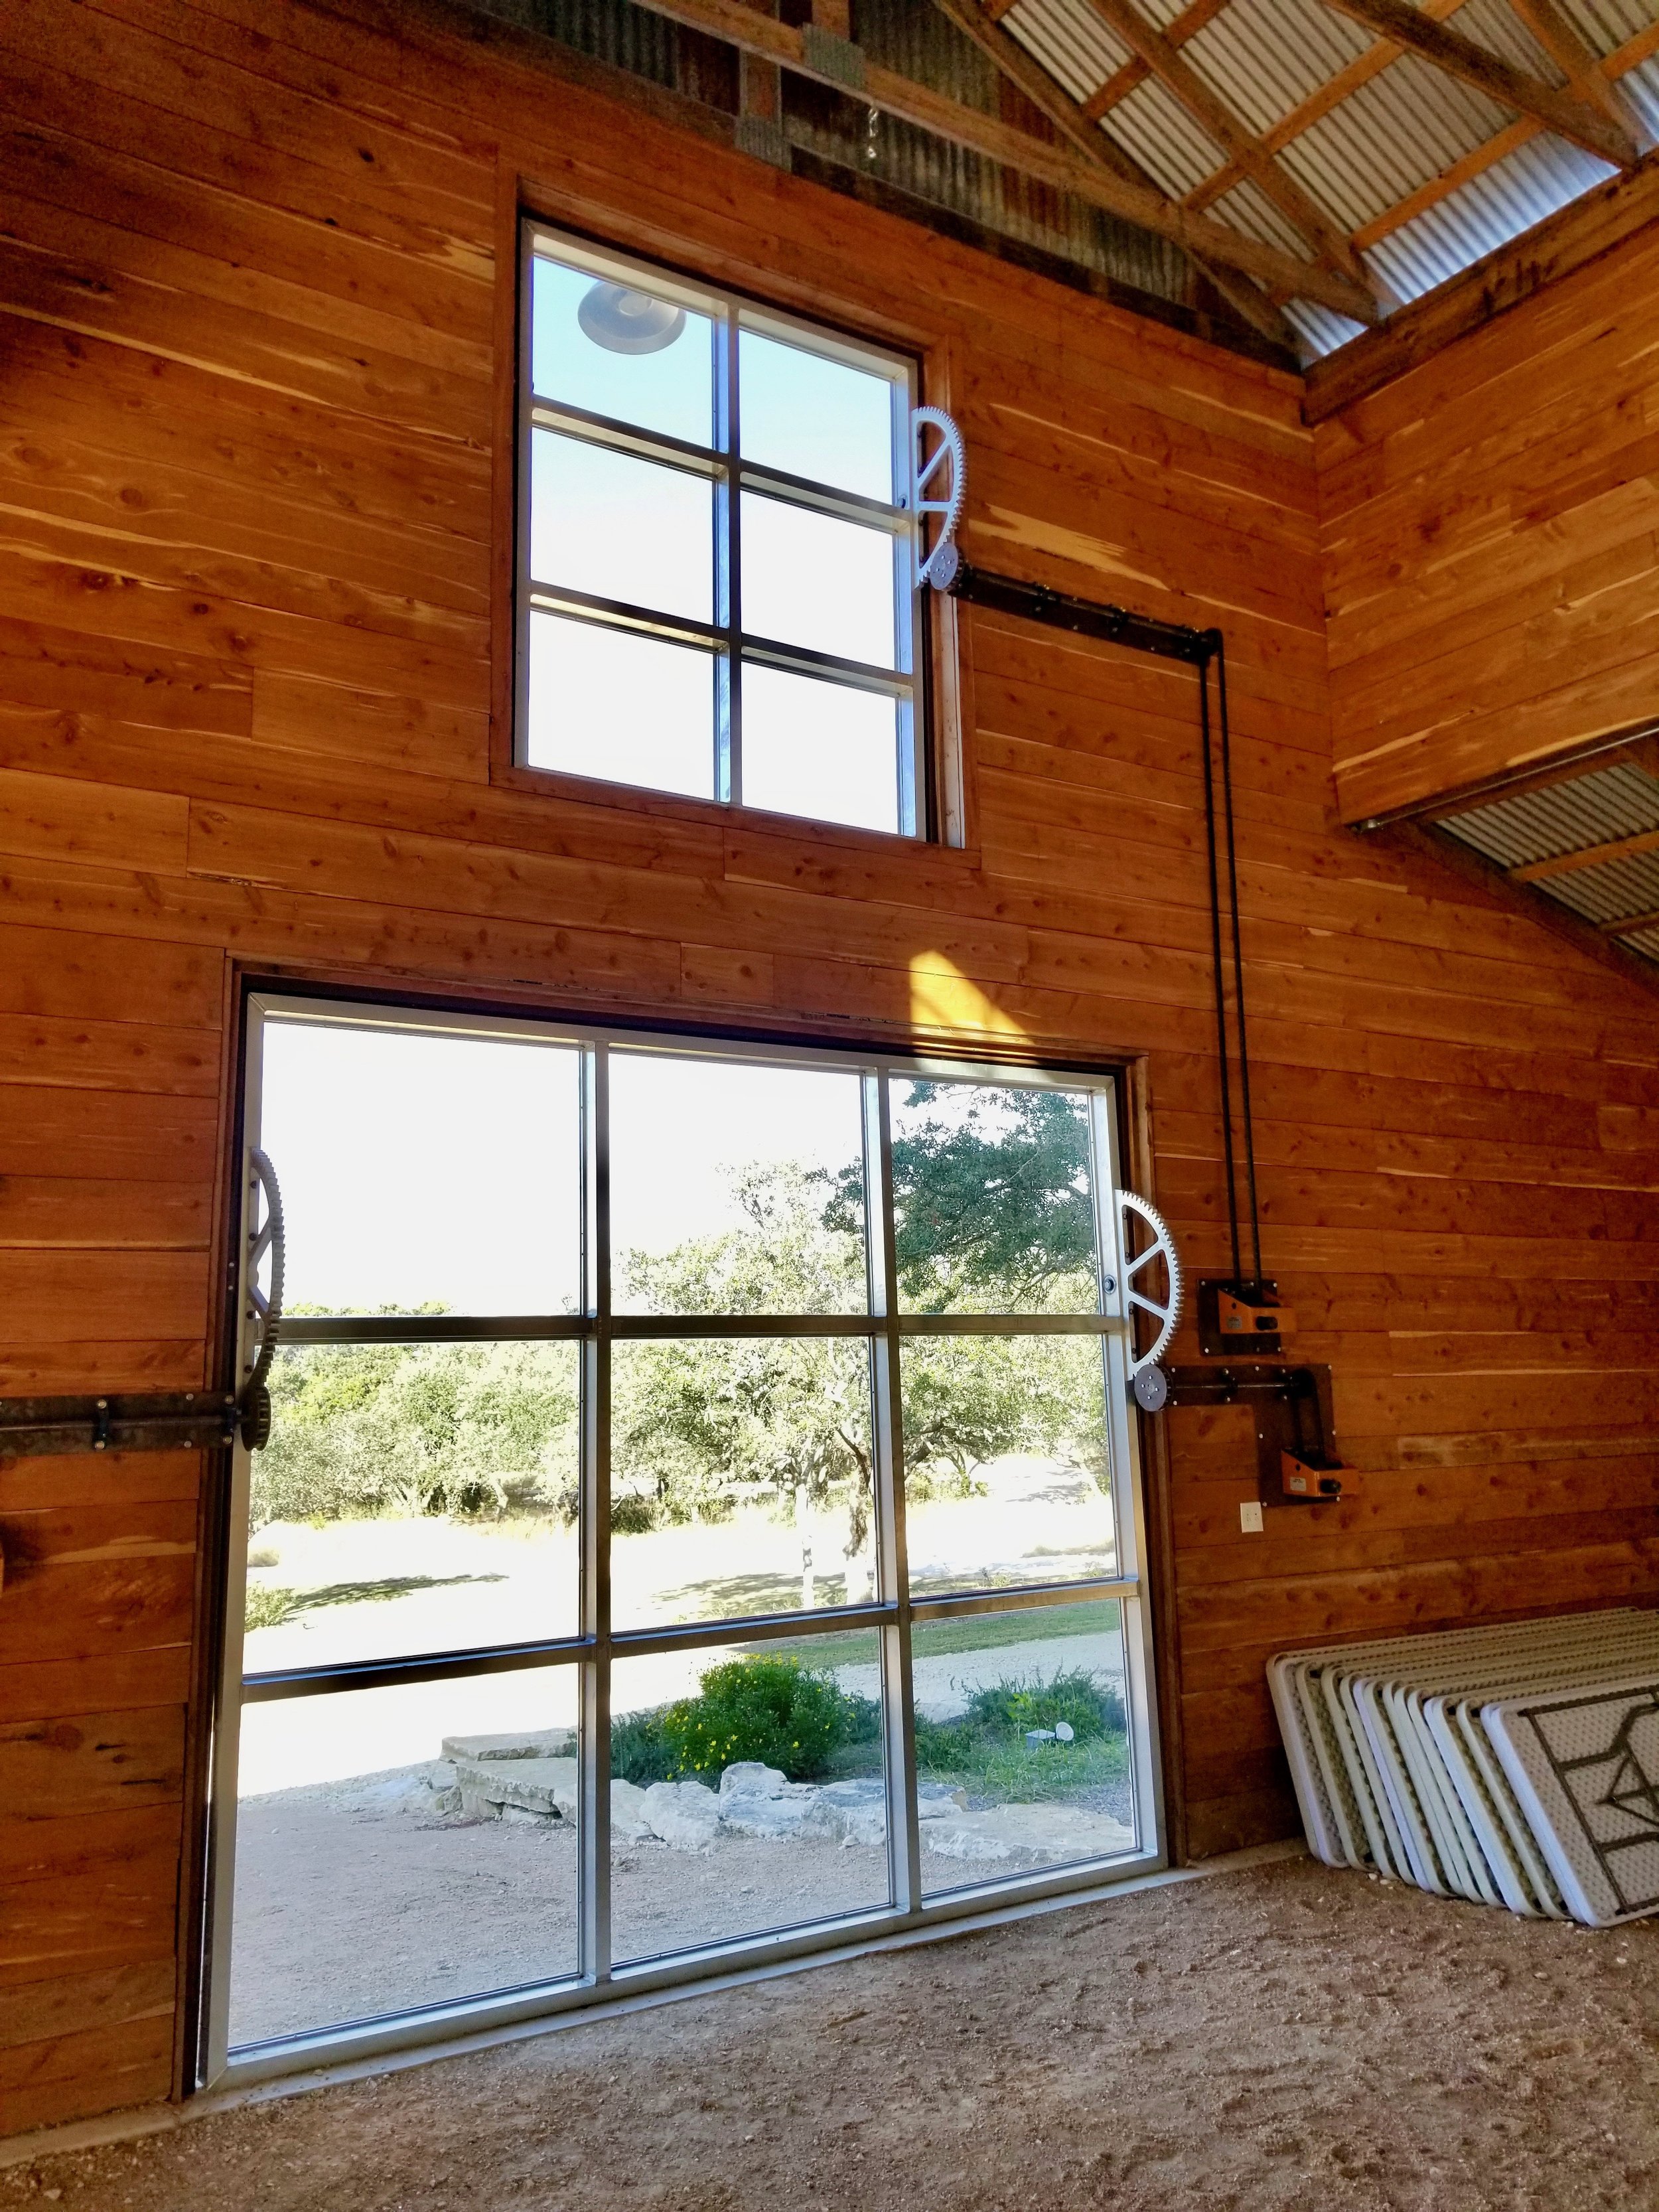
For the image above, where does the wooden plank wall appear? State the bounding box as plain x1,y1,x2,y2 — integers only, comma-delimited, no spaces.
1319,216,1659,823
3,0,1659,2136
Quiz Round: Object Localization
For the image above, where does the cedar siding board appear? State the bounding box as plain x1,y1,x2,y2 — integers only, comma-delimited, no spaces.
1,0,1658,2135
1318,216,1659,823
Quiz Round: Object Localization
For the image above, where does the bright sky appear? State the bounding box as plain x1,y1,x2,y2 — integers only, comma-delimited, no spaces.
258,1021,868,1317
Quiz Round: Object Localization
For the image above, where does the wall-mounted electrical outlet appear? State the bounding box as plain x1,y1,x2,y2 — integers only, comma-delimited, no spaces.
1240,1501,1264,1534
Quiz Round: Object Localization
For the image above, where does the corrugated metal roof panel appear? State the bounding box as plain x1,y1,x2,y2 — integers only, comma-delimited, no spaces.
1619,52,1659,138
1618,924,1659,961
1439,764,1659,869
1003,0,1130,103
1368,131,1616,302
1540,848,1659,925
1283,297,1368,354
1210,174,1319,259
1102,73,1230,194
1277,52,1514,235
1555,0,1656,57
1182,0,1372,135
1448,0,1567,82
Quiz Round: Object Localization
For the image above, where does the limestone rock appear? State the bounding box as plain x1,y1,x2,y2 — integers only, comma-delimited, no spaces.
442,1728,575,1763
449,1752,578,1821
643,1779,722,1850
719,1761,791,1800
610,1777,654,1842
721,1792,815,1840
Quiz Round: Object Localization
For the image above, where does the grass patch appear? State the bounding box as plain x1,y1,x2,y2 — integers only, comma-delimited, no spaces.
914,1666,1127,1805
755,1599,1119,1674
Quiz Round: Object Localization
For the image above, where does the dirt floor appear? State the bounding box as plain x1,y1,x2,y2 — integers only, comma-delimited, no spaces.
13,1852,1659,2212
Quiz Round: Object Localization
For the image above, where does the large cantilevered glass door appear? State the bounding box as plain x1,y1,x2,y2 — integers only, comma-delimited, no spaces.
206,995,1163,2082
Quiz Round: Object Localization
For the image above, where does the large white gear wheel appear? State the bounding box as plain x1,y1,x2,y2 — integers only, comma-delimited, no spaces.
1118,1191,1182,1376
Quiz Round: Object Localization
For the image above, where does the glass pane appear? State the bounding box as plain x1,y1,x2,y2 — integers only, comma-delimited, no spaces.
259,1021,579,1317
741,493,895,667
741,667,901,836
912,1601,1138,1895
901,1336,1116,1598
526,612,715,799
611,1629,889,1963
230,1666,580,2046
246,1343,581,1672
609,1053,868,1315
530,430,712,622
889,1078,1100,1313
532,252,713,448
739,328,895,500
610,1338,876,1628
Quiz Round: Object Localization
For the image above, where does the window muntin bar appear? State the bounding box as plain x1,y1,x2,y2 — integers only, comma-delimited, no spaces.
213,996,1162,2080
518,224,924,837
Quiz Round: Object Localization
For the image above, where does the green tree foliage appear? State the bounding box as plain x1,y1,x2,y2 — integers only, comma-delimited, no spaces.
253,1338,577,1529
254,1097,1108,1548
824,1080,1096,1311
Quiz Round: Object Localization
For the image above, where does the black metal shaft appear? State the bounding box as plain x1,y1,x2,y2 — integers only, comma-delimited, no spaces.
948,558,1262,1294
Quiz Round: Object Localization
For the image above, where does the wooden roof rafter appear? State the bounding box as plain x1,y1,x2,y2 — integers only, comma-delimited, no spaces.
1077,0,1394,312
1313,0,1642,170
1180,0,1475,218
1343,17,1659,256
931,0,1302,345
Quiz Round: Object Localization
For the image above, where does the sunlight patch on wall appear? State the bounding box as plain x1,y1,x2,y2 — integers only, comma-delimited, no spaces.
909,954,1027,1044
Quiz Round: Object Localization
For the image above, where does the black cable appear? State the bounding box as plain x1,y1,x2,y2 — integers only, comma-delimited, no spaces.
1196,657,1243,1287
1215,642,1264,1290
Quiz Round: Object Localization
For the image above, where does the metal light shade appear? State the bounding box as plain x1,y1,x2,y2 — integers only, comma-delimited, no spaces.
577,281,686,355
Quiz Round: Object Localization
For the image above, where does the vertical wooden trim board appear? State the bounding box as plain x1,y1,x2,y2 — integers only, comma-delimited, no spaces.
2,0,1659,2136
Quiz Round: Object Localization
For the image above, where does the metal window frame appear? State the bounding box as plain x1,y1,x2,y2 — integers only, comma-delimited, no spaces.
201,992,1165,2090
515,220,925,837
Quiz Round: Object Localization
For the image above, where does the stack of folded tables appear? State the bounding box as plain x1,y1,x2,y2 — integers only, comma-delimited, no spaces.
1269,1609,1659,1925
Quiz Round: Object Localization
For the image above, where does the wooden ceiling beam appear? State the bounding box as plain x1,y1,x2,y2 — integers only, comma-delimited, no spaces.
930,0,1299,346
1313,0,1640,169
1185,0,1469,214
1512,824,1659,884
1079,0,1388,305
621,0,1382,318
1080,0,1230,122
1504,0,1651,151
1351,116,1538,250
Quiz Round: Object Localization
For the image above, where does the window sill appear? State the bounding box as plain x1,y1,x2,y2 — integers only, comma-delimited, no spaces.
492,758,981,868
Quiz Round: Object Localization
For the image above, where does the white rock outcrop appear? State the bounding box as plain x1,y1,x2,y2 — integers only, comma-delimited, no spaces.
642,1779,723,1850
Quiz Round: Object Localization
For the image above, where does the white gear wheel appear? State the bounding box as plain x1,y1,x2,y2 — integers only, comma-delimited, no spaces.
1118,1191,1183,1376
910,405,966,589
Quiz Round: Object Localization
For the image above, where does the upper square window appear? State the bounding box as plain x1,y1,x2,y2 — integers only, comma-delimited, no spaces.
517,225,925,839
